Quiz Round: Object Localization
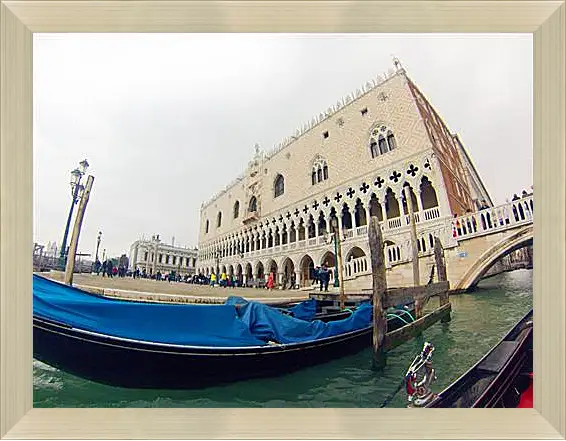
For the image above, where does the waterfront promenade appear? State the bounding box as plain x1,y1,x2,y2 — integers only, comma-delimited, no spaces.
42,271,309,304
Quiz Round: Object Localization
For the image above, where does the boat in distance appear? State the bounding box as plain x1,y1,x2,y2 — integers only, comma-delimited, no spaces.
33,274,412,389
423,308,533,408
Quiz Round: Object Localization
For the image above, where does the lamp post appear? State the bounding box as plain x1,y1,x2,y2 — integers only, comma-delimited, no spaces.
331,217,346,309
214,250,220,275
331,218,340,288
95,231,102,262
59,159,89,269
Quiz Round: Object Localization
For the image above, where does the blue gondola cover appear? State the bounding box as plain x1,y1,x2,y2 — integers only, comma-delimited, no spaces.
33,275,372,348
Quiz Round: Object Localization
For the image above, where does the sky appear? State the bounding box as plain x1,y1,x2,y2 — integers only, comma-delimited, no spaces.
33,34,532,259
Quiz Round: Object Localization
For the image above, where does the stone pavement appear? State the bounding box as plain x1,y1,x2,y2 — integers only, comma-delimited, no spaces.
43,272,309,304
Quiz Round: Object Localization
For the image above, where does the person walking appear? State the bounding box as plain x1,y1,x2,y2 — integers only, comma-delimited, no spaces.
319,264,330,292
266,271,275,291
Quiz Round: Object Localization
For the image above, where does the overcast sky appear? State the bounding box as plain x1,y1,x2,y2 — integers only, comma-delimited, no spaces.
33,34,532,259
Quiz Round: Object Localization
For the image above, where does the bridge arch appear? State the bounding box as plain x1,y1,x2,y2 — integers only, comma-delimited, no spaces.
455,225,533,291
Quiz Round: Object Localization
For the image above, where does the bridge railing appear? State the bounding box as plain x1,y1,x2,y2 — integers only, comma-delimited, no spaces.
452,195,533,240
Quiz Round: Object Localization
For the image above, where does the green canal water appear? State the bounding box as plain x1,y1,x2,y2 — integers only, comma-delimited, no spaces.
33,269,532,408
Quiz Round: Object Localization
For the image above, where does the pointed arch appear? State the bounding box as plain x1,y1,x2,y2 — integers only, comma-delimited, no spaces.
248,196,257,213
233,200,240,219
420,176,439,209
274,174,285,198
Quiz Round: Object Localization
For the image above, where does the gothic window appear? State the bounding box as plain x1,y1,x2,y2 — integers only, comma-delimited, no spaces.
369,124,397,158
311,156,329,185
217,211,222,228
370,140,379,158
387,131,397,150
274,174,285,198
233,201,240,219
378,136,388,154
205,220,209,234
249,196,257,213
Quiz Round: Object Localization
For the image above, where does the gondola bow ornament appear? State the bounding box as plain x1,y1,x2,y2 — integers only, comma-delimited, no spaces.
405,342,437,407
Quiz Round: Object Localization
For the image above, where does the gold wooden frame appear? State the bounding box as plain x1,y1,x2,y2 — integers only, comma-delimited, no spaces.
1,1,564,438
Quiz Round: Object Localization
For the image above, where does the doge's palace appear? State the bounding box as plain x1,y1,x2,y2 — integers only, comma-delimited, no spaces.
196,61,491,290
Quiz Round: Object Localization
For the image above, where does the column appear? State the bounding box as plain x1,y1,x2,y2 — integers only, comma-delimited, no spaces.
416,189,424,213
380,201,388,228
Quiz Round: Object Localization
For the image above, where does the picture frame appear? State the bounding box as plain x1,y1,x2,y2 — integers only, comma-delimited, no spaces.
1,1,564,438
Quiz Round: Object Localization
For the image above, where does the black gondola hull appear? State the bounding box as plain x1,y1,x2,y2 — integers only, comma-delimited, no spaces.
33,317,374,389
426,309,533,408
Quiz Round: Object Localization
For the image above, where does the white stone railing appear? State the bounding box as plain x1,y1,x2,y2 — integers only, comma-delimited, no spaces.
204,198,532,266
388,217,403,229
453,195,533,241
344,256,370,279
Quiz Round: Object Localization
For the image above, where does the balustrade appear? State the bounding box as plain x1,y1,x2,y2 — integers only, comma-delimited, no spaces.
344,256,369,278
452,195,533,240
388,217,402,229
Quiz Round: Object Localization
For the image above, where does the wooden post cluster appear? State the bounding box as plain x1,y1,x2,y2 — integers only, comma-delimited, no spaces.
369,219,452,366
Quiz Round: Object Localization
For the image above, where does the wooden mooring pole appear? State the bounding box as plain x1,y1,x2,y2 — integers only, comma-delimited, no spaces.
434,237,451,322
404,185,420,286
64,175,94,285
368,216,387,367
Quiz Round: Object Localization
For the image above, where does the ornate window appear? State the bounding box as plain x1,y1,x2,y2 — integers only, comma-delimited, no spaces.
311,155,329,185
370,124,397,158
249,196,257,213
233,201,240,219
217,211,222,228
274,174,285,198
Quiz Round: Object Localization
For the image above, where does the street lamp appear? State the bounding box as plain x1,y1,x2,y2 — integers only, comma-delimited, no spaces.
330,217,340,288
331,217,347,309
95,231,102,262
59,159,89,269
214,250,220,275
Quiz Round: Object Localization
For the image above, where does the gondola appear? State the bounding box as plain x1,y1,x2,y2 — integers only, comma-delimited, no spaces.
424,308,533,408
33,274,411,389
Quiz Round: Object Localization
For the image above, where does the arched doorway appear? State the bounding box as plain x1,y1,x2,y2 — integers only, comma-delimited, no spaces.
245,263,253,281
267,259,278,277
282,257,295,289
227,265,234,277
299,255,315,287
320,251,336,283
236,264,243,285
255,261,265,280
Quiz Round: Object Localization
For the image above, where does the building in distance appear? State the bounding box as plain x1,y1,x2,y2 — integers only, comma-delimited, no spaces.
129,234,198,277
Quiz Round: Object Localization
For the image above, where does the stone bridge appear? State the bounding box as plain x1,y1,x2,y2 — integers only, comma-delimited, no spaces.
343,195,533,292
